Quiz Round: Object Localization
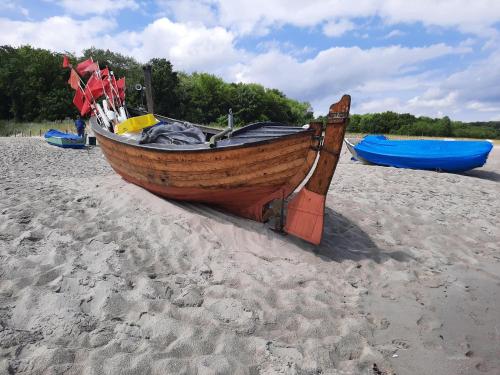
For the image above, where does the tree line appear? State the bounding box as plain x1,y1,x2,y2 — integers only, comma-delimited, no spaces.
347,112,500,139
0,45,313,127
0,45,498,138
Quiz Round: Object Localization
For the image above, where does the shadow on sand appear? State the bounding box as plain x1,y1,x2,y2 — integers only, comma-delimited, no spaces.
164,199,412,264
312,207,412,263
460,169,500,182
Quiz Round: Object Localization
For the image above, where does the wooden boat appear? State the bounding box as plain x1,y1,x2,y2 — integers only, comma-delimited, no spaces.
44,129,86,149
91,95,351,245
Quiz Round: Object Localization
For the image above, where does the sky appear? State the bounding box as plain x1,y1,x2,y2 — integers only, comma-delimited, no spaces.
1,0,500,121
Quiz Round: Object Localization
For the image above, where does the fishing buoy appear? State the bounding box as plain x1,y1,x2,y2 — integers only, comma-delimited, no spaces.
95,102,111,131
118,107,127,122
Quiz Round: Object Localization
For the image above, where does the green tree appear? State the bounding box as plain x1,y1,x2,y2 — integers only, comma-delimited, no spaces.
1,44,496,139
149,58,180,117
348,114,362,132
440,116,453,137
177,73,230,123
0,45,75,121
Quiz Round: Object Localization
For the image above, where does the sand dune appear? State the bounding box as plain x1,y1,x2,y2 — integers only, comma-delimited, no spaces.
0,137,498,374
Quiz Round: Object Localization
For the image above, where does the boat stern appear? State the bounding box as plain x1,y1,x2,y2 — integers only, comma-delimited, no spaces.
284,94,351,245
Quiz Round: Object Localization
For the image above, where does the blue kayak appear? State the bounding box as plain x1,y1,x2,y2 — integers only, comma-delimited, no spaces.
44,129,85,149
346,135,493,172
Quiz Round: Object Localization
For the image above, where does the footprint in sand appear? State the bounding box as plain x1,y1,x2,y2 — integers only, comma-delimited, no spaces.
391,339,410,349
375,339,410,357
416,314,442,332
417,314,444,350
330,333,364,362
469,311,484,326
206,298,256,334
172,285,204,307
475,361,490,373
379,318,390,330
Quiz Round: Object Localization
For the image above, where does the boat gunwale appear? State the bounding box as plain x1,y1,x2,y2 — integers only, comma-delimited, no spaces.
91,118,316,154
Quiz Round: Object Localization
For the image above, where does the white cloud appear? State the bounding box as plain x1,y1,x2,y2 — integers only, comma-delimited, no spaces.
19,7,30,18
156,0,217,26
256,40,315,57
232,44,471,112
0,1,16,10
384,29,405,39
352,48,500,121
441,49,500,114
182,0,376,35
0,15,240,75
466,102,500,112
56,0,139,15
0,0,30,18
159,0,500,37
0,16,115,53
227,38,500,121
111,18,243,74
377,0,499,37
323,19,355,37
408,91,459,110
356,92,462,119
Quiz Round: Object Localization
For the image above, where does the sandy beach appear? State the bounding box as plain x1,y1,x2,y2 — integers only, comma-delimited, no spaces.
0,137,498,375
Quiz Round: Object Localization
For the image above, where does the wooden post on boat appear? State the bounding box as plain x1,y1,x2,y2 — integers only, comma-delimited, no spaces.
143,64,154,114
284,95,351,245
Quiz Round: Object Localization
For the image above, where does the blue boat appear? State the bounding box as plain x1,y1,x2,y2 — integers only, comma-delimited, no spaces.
345,135,493,172
44,129,86,149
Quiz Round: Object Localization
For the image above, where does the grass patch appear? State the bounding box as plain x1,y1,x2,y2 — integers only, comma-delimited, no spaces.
0,120,76,137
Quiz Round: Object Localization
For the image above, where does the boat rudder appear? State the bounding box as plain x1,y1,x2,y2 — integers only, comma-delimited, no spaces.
284,188,326,245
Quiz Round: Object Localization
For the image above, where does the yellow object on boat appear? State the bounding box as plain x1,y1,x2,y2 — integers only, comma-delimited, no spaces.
115,114,158,135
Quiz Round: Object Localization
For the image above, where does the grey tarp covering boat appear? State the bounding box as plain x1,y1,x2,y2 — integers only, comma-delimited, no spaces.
139,122,206,145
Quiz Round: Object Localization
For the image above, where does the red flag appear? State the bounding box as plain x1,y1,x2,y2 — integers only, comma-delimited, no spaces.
68,68,80,90
62,55,70,68
84,72,106,99
81,98,92,116
117,77,126,101
105,73,119,102
116,77,125,89
76,58,94,76
72,88,85,114
83,62,99,74
100,67,109,79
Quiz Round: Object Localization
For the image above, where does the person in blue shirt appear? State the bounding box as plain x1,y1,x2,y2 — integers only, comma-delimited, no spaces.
74,116,86,138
